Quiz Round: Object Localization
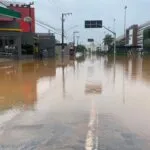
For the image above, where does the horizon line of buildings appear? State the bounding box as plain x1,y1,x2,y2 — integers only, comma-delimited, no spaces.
116,21,150,50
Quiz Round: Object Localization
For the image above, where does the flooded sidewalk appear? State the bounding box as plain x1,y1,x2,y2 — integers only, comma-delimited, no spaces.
0,58,12,63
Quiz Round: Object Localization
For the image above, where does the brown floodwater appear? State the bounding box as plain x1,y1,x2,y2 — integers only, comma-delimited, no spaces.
1,55,150,149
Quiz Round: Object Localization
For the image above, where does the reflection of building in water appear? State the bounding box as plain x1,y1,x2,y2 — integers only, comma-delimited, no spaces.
0,60,56,111
56,56,75,68
106,56,128,74
106,56,150,84
141,57,150,83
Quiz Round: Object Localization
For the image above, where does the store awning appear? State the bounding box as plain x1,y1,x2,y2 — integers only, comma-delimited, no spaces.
0,6,21,19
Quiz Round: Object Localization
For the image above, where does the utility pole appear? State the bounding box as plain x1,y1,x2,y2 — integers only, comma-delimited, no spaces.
62,14,64,50
61,13,72,50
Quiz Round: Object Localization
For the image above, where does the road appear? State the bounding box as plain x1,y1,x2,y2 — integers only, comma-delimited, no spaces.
0,55,150,149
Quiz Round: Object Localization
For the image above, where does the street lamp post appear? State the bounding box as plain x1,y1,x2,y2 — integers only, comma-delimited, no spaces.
76,36,80,46
124,6,127,46
113,18,116,33
73,31,79,48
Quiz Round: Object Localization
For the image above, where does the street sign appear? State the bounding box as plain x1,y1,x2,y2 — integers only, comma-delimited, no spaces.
85,20,102,28
88,39,94,42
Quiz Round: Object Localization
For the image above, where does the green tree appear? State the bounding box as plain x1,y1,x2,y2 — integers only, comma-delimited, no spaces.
103,34,114,47
76,45,87,53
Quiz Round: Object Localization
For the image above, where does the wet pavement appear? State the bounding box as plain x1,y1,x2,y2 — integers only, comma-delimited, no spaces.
0,55,150,149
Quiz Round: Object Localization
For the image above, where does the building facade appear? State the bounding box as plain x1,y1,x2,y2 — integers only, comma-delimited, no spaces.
0,1,36,59
137,21,150,49
0,1,56,58
37,33,56,57
0,1,35,33
116,21,150,51
126,25,138,47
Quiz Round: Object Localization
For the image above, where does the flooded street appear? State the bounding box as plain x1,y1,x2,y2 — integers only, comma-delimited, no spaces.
1,55,150,149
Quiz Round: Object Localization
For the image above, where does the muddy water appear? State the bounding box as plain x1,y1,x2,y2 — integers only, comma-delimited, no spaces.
0,55,150,149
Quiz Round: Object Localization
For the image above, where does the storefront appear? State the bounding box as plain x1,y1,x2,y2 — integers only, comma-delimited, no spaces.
0,5,22,58
0,31,21,58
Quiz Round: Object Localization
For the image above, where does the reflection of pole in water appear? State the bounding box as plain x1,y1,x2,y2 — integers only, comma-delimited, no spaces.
73,61,76,74
113,54,116,87
123,57,125,104
61,57,66,98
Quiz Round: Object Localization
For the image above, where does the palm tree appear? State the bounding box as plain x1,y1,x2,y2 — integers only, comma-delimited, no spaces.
103,34,114,47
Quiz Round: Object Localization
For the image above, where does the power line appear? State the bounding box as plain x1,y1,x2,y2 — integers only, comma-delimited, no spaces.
36,20,62,34
36,22,62,35
36,20,56,31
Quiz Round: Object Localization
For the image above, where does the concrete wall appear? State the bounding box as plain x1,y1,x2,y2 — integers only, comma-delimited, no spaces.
21,32,34,45
37,33,55,57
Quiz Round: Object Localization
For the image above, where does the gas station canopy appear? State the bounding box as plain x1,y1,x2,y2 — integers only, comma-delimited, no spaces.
0,6,21,18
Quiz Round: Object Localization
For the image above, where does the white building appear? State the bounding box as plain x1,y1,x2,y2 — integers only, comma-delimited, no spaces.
137,21,150,49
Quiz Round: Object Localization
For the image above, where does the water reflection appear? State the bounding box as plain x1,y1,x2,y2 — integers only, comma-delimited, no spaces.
105,55,150,85
1,55,150,117
0,56,78,112
0,59,56,111
1,55,150,147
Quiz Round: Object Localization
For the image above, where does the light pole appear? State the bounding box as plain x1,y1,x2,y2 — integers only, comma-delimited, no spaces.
76,36,80,46
124,6,127,46
73,31,79,48
113,18,116,33
61,13,72,50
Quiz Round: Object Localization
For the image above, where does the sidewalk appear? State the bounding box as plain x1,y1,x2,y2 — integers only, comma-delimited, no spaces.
0,58,12,63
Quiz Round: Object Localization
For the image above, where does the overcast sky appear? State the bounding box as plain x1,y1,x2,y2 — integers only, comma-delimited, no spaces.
18,0,150,44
